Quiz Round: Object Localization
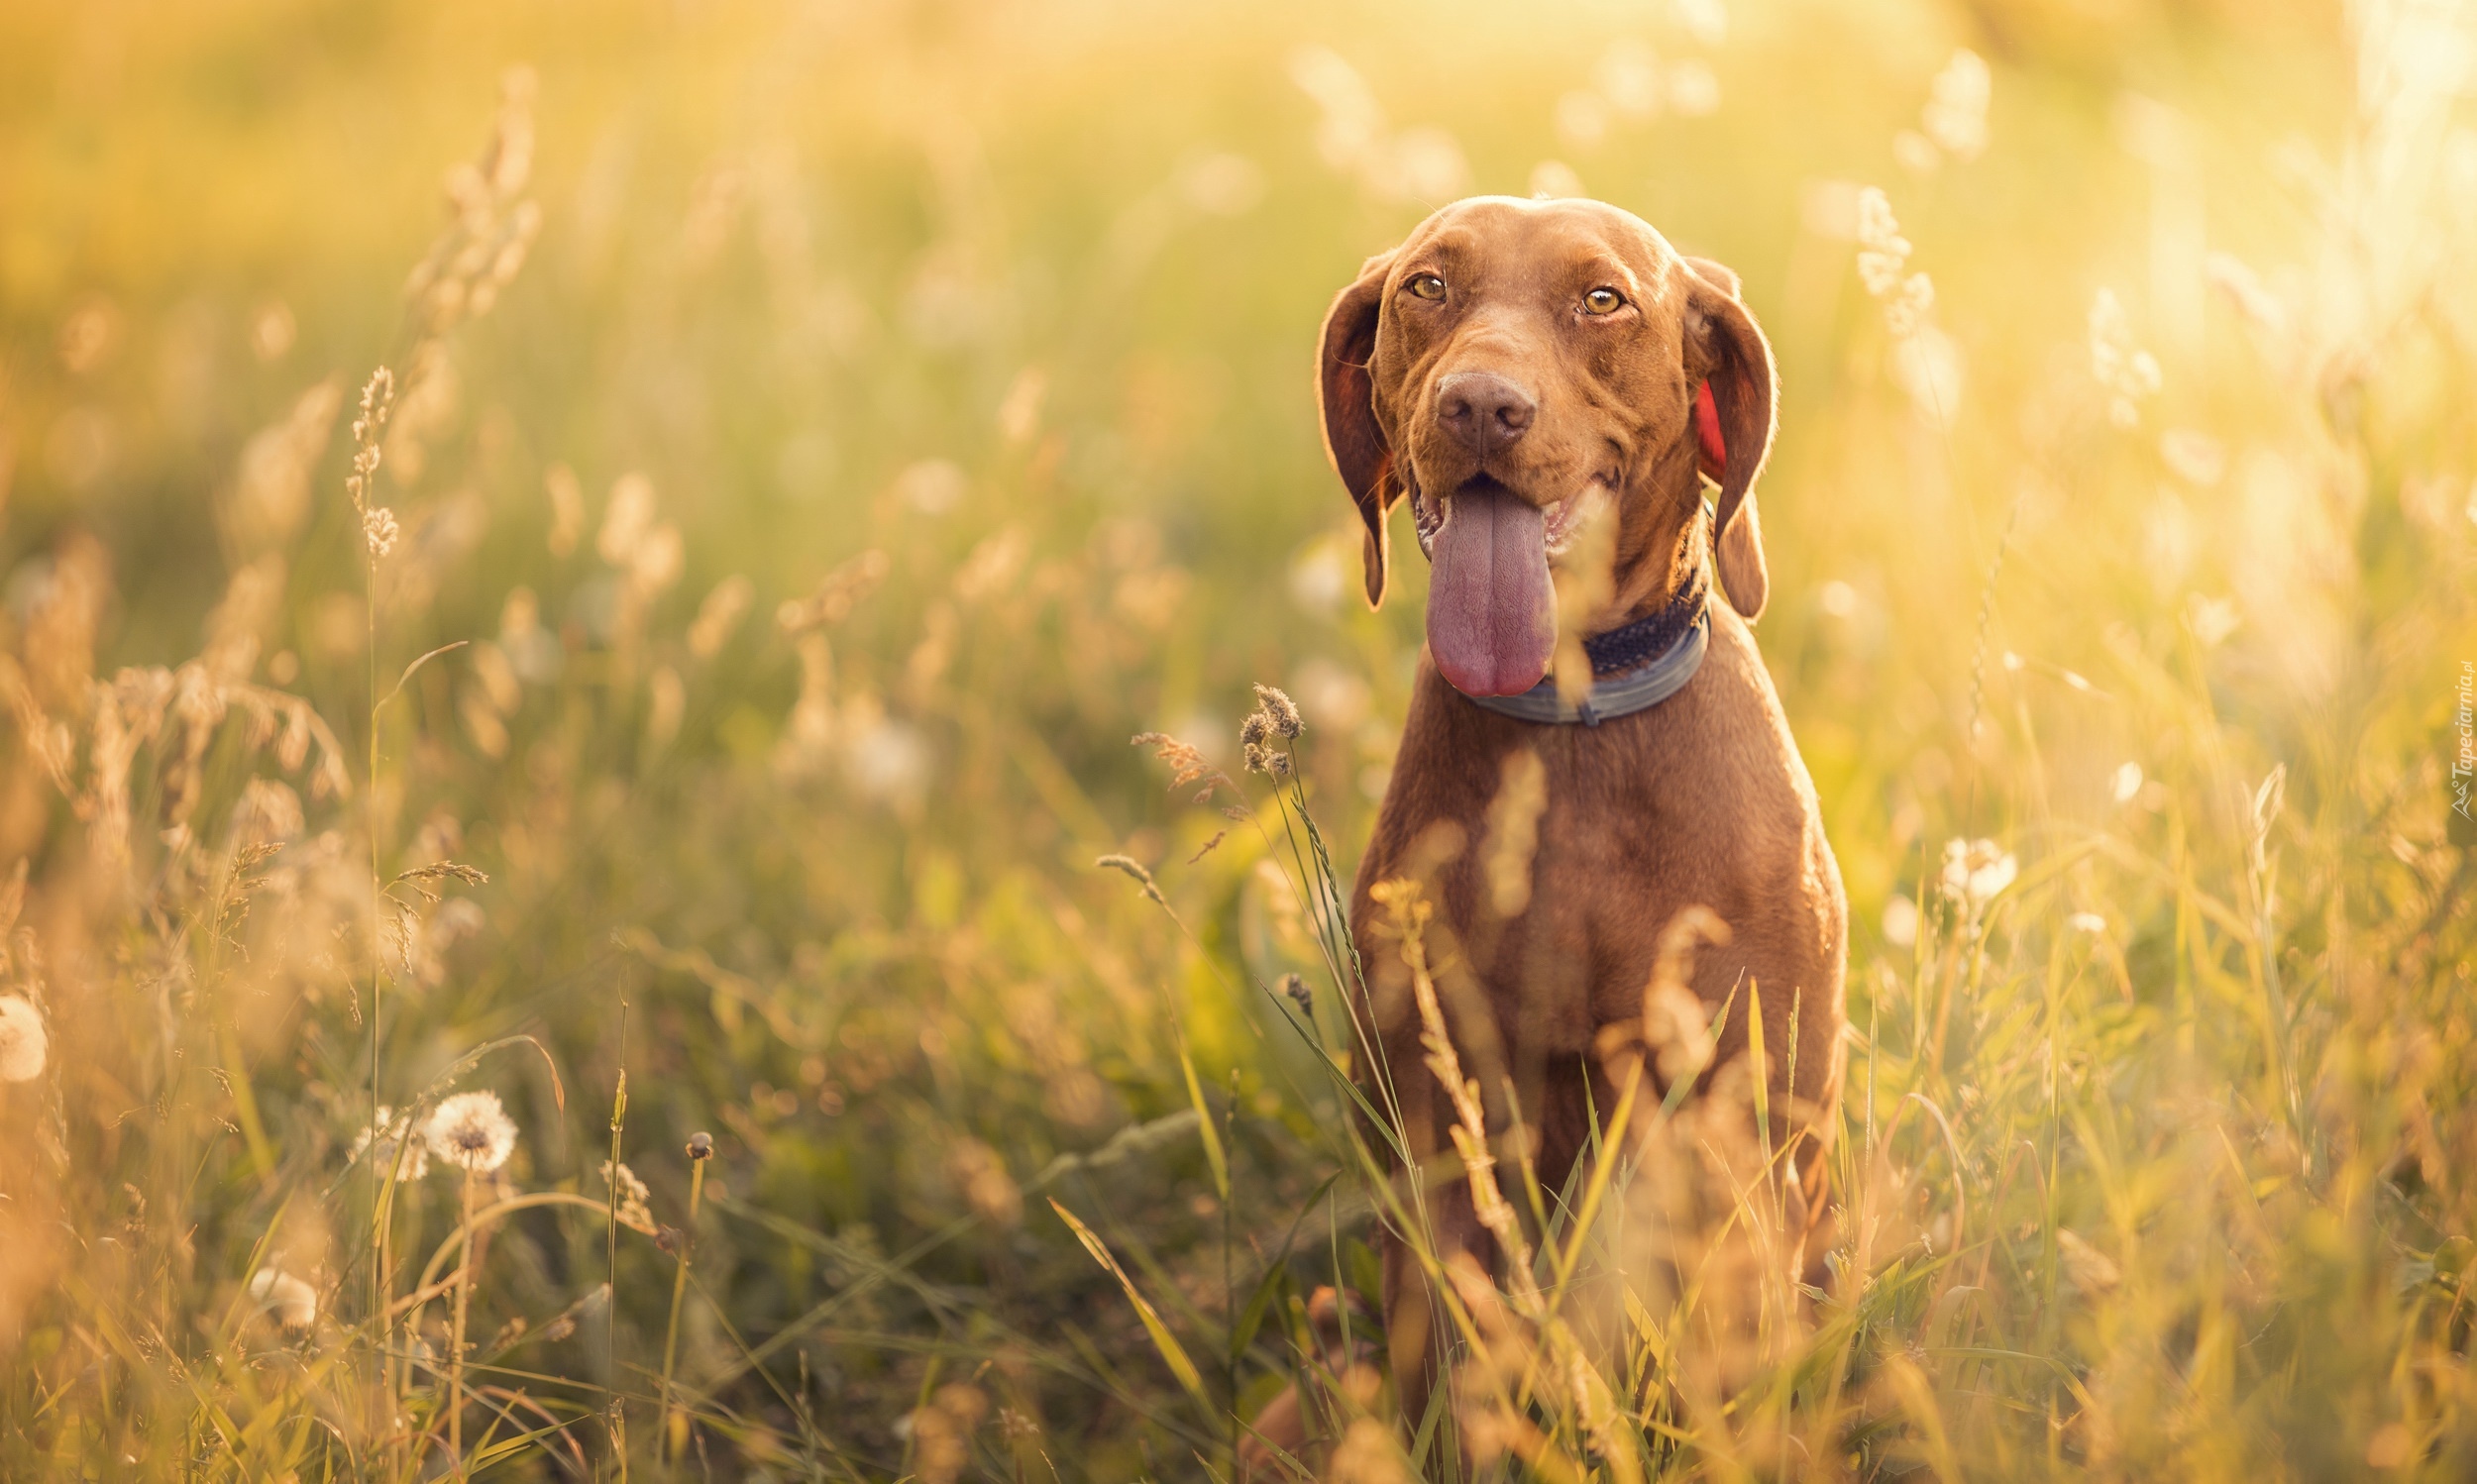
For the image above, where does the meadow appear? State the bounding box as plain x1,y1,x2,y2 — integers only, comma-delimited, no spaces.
2,0,2475,1477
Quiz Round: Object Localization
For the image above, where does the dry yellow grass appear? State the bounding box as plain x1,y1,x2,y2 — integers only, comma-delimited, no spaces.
1,0,2474,1478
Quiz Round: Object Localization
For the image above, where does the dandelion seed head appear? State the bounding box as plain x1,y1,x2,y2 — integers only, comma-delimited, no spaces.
248,1267,319,1329
0,995,49,1082
424,1090,518,1174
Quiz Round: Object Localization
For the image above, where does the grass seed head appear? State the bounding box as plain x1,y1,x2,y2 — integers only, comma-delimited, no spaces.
1094,853,1166,904
601,1159,657,1232
1249,683,1303,738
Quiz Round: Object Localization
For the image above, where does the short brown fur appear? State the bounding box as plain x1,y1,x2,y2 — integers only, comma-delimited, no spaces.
1245,198,1846,1473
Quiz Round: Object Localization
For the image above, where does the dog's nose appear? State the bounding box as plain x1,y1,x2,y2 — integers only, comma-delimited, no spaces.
1436,371,1536,457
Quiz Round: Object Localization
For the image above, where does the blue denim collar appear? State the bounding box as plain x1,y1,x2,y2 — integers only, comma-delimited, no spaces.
1460,607,1709,726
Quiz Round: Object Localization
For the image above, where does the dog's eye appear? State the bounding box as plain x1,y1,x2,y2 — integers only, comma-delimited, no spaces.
1583,287,1626,315
1406,273,1448,301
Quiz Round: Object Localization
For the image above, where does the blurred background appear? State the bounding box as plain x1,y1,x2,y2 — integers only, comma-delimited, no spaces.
3,0,2475,1476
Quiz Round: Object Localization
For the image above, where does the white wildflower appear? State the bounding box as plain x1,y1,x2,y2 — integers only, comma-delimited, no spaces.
248,1267,320,1329
354,1104,429,1181
424,1090,519,1175
0,996,48,1082
1940,838,2018,905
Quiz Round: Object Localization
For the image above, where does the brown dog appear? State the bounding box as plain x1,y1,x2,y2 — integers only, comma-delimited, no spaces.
1244,197,1846,1471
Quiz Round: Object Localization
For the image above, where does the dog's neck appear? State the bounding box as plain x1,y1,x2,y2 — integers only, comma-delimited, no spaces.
1588,455,1712,639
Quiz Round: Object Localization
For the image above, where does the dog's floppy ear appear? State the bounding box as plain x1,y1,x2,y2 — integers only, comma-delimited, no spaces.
1683,255,1741,299
1681,257,1777,620
1316,251,1401,607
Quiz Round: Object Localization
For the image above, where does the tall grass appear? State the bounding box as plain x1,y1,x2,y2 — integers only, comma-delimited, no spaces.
1,0,2474,1477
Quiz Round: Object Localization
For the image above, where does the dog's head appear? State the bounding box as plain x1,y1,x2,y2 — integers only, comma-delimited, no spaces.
1316,196,1777,696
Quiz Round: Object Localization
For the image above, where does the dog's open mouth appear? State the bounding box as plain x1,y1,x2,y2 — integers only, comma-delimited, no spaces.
1412,476,1610,561
1419,473,1609,698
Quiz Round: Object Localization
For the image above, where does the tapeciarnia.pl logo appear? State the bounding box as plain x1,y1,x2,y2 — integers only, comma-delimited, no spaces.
2453,660,2475,846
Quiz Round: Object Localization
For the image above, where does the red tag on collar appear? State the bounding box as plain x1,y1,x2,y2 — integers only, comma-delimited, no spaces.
1693,382,1727,479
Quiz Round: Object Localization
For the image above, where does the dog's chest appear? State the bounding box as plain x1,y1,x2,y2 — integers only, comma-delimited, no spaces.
1361,679,1820,1055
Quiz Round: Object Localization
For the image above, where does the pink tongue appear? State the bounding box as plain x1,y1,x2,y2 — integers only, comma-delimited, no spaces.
1426,487,1556,697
